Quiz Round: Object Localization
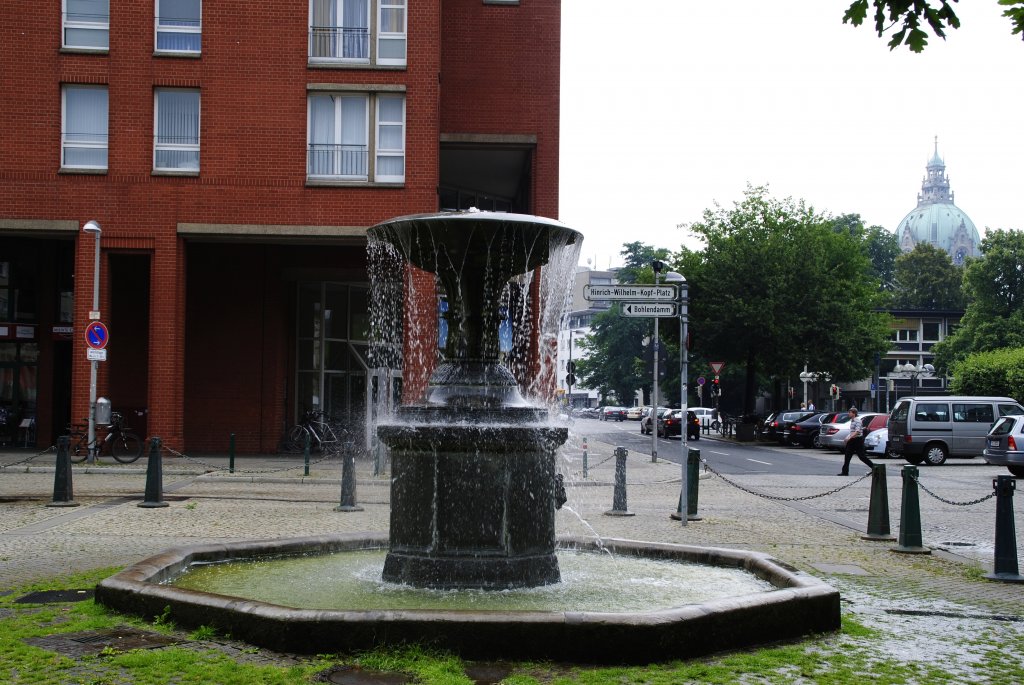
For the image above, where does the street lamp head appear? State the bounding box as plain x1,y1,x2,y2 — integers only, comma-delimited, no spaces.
83,220,102,234
664,271,685,283
922,363,935,376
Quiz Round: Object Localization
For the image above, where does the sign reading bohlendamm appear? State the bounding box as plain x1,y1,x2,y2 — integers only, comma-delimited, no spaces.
583,284,677,301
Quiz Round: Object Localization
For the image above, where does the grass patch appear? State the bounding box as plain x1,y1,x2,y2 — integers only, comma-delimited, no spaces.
1,570,1019,684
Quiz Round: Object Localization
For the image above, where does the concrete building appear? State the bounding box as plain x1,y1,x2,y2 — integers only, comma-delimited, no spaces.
0,0,561,452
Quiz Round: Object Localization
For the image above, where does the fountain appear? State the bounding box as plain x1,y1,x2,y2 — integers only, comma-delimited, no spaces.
95,211,840,663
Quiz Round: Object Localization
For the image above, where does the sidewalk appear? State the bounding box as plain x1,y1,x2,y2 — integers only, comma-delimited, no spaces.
2,435,1023,674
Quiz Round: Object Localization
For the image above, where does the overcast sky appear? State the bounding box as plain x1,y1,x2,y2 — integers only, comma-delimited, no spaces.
559,1,1024,269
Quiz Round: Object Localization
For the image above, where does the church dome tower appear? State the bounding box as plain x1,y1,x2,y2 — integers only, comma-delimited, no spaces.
894,138,981,265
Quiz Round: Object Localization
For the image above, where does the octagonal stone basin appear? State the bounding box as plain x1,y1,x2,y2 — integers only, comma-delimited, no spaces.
95,533,840,663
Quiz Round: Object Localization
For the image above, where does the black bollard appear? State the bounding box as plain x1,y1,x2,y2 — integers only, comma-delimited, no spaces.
671,447,702,522
47,435,79,508
604,446,634,516
229,433,235,474
582,436,588,479
862,464,896,541
334,449,364,512
893,465,929,554
304,431,311,477
986,475,1024,582
138,437,169,508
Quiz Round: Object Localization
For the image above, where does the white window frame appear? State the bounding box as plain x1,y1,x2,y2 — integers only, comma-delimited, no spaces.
61,85,108,170
374,94,405,182
307,92,405,183
153,88,201,173
377,0,407,67
63,0,110,50
155,0,202,55
307,93,370,181
309,0,371,64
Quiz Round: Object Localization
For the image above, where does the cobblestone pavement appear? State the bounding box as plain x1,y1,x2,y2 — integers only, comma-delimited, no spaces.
2,434,1023,668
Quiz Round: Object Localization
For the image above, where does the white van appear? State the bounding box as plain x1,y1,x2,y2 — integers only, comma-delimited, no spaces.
888,396,1024,465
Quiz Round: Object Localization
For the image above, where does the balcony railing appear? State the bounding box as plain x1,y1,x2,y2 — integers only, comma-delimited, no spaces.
309,26,369,60
307,144,368,178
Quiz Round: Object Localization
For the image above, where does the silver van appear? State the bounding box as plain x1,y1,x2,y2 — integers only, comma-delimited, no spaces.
888,396,1024,465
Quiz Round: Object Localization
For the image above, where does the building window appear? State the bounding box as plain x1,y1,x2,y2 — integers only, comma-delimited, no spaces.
156,0,202,54
377,0,407,65
154,89,200,172
375,95,405,181
922,321,941,342
63,0,109,50
307,92,405,183
62,85,108,170
309,0,406,66
892,328,918,342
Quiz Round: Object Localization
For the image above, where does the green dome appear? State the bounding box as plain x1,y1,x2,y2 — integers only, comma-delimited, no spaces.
895,139,980,265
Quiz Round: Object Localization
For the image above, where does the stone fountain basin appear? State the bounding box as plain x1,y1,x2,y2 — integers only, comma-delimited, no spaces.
94,533,840,664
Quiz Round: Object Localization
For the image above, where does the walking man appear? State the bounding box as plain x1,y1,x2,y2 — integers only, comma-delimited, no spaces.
839,406,875,476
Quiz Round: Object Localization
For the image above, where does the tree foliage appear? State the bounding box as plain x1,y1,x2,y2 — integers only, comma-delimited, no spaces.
949,347,1024,400
677,186,892,414
892,243,964,310
574,308,647,406
933,229,1024,371
616,242,672,285
843,0,1024,52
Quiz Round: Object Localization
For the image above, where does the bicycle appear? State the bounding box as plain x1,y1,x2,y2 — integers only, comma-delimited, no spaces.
286,409,346,455
66,411,144,464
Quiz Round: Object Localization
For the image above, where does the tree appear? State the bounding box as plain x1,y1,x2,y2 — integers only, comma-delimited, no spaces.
892,243,964,310
677,186,892,415
844,0,1024,52
933,229,1024,371
616,242,672,285
949,347,1024,399
863,225,901,294
574,308,647,406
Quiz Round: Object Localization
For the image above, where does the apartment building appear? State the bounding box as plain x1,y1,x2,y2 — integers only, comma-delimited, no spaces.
0,0,561,452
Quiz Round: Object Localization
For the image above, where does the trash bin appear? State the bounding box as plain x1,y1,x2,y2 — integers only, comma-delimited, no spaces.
736,422,756,442
95,397,112,426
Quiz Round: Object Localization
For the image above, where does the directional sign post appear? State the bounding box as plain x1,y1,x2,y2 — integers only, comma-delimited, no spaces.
584,284,678,301
619,302,677,318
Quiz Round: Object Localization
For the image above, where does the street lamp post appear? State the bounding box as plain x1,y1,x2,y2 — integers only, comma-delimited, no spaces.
664,271,687,526
896,362,935,396
650,260,664,463
83,220,102,464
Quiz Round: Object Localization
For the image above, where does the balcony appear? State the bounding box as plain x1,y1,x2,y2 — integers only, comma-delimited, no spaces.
309,26,369,61
307,144,369,179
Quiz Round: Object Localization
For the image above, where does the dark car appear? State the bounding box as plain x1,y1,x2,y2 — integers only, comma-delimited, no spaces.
785,412,836,448
757,412,779,441
640,407,670,435
600,406,628,421
658,409,700,440
769,410,816,444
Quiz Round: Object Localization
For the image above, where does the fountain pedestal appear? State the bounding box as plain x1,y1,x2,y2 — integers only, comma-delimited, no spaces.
369,211,580,589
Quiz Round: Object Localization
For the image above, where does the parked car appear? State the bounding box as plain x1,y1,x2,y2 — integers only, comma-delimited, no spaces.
983,414,1024,477
658,409,700,440
640,407,670,435
691,407,715,428
770,410,816,445
598,406,628,421
626,406,646,420
757,412,779,441
819,412,885,450
785,412,835,448
863,426,898,459
889,396,1024,466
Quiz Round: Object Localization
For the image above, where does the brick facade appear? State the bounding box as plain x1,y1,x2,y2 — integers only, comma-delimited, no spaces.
0,0,560,452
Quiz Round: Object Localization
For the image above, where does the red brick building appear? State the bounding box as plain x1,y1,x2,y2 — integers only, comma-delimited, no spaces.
0,0,560,453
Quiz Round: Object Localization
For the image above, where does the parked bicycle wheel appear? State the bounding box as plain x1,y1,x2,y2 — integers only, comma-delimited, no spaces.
69,441,89,464
286,424,312,452
111,432,144,463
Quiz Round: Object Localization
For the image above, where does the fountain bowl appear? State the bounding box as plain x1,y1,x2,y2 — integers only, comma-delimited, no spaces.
95,533,840,664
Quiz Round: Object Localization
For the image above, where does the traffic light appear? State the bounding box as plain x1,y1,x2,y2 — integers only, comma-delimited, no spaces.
711,378,721,396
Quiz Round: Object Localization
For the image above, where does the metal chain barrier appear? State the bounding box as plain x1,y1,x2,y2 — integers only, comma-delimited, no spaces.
0,444,57,470
162,444,343,475
698,453,872,501
911,472,998,507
